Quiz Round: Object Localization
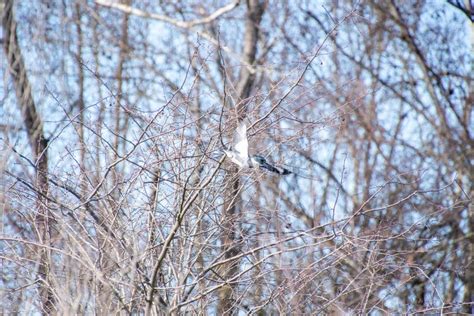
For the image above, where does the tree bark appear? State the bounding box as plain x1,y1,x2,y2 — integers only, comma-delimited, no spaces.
218,1,265,314
2,0,54,313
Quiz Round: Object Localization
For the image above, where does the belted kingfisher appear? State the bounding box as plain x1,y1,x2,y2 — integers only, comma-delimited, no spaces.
224,121,291,175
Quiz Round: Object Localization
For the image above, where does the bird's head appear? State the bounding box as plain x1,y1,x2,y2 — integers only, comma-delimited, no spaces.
250,155,267,166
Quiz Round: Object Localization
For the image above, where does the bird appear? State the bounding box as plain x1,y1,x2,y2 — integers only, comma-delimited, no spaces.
224,121,291,175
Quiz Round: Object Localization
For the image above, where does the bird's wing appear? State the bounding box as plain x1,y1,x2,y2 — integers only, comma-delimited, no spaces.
233,121,249,161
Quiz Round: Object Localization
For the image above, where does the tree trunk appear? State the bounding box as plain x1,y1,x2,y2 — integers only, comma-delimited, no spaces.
2,0,54,313
218,1,265,314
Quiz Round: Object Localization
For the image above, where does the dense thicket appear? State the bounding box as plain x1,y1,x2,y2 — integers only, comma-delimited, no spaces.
1,0,472,314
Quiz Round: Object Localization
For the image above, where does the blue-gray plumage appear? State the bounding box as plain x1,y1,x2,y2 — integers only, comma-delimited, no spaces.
250,155,291,175
224,121,291,175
